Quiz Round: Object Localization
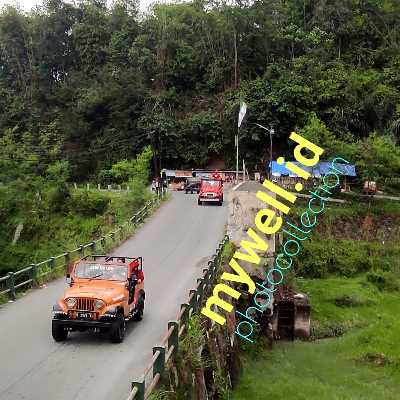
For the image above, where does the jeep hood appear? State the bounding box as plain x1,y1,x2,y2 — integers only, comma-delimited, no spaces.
64,281,125,303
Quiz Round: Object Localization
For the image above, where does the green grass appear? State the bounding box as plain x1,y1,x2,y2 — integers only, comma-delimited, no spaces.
231,276,400,400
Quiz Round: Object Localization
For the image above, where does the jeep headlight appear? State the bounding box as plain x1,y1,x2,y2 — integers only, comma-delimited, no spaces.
66,298,76,309
94,299,105,310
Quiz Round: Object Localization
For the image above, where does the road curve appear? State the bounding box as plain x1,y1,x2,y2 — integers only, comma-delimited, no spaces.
0,191,228,400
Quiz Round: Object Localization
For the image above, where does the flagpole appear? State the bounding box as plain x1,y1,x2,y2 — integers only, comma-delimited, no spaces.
237,101,247,184
236,126,239,184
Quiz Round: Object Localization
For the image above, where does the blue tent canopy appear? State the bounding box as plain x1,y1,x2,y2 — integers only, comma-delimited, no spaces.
268,161,356,177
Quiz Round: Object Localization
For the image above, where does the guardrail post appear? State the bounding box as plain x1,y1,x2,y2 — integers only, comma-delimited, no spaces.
131,378,145,400
30,264,37,285
197,278,204,306
7,272,16,300
208,260,216,281
180,303,190,328
64,252,71,272
215,248,221,264
101,236,106,249
203,268,210,285
90,241,96,253
189,289,198,312
153,346,166,381
130,215,136,226
168,321,179,360
49,257,55,270
79,245,84,258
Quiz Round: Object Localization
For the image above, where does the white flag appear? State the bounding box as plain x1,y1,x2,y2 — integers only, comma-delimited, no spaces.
238,101,247,128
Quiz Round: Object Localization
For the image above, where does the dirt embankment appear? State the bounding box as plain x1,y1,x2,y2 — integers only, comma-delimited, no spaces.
312,213,400,243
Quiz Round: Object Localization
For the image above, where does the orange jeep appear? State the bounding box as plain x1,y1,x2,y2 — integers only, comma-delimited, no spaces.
52,255,145,343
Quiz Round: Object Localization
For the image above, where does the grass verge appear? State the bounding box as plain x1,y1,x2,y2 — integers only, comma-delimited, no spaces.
231,275,400,400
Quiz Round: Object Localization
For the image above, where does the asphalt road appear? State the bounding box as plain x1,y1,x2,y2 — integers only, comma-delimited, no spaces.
0,191,229,400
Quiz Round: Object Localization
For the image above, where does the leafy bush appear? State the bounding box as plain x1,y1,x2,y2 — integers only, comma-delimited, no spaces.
366,270,400,292
46,184,70,213
97,146,153,185
68,191,110,217
294,239,399,279
333,294,372,307
311,320,350,339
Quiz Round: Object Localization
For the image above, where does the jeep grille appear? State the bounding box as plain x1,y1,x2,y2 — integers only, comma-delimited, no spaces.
76,298,95,311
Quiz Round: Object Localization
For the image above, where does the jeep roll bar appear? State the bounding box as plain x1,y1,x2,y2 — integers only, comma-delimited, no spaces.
81,255,143,269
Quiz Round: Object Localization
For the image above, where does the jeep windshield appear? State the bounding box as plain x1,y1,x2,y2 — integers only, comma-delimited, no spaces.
74,263,128,281
201,180,220,187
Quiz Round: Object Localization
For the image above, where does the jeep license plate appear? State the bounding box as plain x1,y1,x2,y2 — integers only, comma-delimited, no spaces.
77,312,92,319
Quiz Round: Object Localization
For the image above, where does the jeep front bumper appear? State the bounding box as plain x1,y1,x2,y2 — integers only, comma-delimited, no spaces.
52,319,112,329
199,196,221,202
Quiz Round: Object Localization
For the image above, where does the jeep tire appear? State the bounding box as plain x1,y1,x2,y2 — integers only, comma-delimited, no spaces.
52,321,68,342
110,313,125,343
198,199,202,205
133,296,145,321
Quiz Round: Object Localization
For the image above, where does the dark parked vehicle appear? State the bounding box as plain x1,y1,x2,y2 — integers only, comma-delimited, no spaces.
184,178,201,194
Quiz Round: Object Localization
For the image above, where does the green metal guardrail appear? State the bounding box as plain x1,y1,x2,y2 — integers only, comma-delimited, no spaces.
126,234,229,400
0,189,166,301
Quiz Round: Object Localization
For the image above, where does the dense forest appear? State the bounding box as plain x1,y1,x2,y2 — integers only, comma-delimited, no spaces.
1,0,400,183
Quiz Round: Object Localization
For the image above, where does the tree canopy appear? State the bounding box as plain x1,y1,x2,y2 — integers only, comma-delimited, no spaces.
0,0,399,180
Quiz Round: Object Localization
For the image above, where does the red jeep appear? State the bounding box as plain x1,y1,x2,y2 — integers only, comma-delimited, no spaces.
198,178,223,206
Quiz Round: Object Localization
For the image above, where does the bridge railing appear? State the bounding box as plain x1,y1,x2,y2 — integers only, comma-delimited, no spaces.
127,234,229,400
0,190,166,301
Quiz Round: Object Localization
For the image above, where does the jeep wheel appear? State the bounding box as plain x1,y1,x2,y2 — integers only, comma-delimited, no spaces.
110,313,125,343
198,199,202,205
133,297,145,321
52,321,68,342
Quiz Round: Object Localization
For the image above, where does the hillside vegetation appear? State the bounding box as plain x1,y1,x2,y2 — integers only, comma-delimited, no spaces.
0,0,400,181
0,146,153,276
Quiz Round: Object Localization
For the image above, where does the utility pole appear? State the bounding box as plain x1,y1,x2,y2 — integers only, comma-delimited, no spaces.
256,123,275,180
